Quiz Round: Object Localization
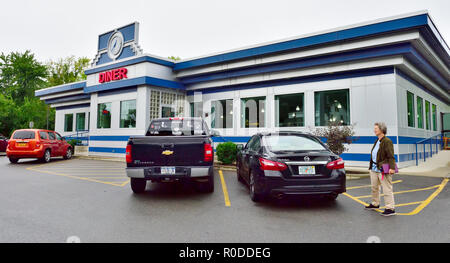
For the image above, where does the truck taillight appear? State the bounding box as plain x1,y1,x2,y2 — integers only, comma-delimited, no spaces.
259,158,287,171
204,143,213,162
326,158,345,170
126,144,132,163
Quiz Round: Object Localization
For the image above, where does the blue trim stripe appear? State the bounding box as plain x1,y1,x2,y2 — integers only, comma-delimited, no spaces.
340,153,399,163
89,136,130,141
35,82,86,96
55,103,91,111
187,67,394,95
396,69,449,104
84,76,184,93
89,147,126,154
174,14,428,70
213,135,398,144
85,56,175,75
181,44,411,84
44,94,90,104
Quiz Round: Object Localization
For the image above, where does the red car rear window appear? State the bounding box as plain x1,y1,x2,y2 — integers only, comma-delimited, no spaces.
12,131,36,139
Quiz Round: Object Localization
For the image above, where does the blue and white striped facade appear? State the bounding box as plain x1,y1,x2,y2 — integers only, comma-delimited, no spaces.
35,11,449,168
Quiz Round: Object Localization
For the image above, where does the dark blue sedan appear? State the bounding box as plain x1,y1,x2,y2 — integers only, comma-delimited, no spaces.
236,132,346,202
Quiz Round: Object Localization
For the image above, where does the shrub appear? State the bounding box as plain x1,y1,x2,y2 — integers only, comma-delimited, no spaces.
216,142,237,165
312,121,357,155
67,139,81,148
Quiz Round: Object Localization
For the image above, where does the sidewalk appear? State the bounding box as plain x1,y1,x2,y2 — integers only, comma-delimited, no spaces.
398,150,450,178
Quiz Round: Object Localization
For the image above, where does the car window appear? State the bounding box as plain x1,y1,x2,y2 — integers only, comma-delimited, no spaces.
246,136,260,152
39,132,48,140
48,132,56,140
12,131,36,139
263,135,326,152
55,133,62,140
245,136,256,150
146,119,208,136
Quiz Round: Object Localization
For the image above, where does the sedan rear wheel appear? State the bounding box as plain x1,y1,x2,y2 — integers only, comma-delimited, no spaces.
237,162,244,183
249,171,264,202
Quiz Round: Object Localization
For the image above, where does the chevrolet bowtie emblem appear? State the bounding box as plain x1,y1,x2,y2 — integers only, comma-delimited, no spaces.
162,150,174,156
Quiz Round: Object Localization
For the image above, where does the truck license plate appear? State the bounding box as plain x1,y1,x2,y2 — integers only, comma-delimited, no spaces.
161,167,176,175
298,166,315,175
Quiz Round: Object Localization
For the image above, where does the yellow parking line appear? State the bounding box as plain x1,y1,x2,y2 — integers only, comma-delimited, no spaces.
380,201,423,209
400,178,448,216
26,166,126,187
219,170,231,207
347,180,402,190
352,185,439,199
342,193,382,212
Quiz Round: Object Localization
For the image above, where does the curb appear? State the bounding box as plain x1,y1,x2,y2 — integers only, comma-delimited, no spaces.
74,156,126,163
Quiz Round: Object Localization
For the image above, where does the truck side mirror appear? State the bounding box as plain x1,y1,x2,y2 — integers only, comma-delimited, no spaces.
236,144,244,151
210,130,221,137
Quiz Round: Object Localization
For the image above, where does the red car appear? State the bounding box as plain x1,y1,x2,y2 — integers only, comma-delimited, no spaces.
6,129,73,163
0,134,8,152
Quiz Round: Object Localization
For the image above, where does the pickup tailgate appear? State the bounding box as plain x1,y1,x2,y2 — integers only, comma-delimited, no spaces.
129,136,209,167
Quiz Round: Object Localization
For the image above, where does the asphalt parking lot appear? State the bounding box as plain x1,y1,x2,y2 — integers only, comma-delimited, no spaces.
0,156,449,243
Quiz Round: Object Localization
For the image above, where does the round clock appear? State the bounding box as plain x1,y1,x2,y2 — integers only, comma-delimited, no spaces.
107,31,124,60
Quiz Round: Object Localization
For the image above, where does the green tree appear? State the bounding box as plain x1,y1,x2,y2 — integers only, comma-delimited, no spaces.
0,51,48,103
0,94,17,136
46,56,90,86
168,56,181,61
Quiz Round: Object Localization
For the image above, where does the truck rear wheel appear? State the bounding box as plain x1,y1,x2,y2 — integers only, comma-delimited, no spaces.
130,178,147,193
196,171,214,193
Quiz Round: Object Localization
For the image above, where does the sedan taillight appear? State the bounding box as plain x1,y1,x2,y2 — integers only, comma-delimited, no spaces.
125,144,132,163
204,143,213,162
326,158,345,170
259,158,287,171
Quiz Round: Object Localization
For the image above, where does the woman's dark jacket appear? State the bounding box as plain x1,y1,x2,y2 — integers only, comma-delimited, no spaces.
369,136,396,171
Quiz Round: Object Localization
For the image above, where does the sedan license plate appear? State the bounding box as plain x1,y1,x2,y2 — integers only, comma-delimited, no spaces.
161,167,176,175
298,166,315,175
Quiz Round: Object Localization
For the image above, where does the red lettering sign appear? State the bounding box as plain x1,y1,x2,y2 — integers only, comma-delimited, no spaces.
99,68,128,83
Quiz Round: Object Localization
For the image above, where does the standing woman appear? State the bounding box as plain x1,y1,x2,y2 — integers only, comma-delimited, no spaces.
365,122,397,216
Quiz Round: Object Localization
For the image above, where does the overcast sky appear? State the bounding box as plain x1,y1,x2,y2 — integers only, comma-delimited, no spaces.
1,0,448,63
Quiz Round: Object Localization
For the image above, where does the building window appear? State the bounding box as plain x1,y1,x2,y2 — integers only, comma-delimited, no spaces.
425,100,431,130
161,106,175,118
275,93,304,127
315,89,350,126
190,102,203,118
432,104,437,131
64,114,73,132
416,96,424,129
241,97,266,128
150,90,161,121
97,102,112,129
211,99,233,129
120,100,136,128
76,113,86,131
406,91,415,128
150,90,185,120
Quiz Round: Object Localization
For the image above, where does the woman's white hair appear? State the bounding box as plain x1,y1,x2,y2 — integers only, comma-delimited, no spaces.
374,122,387,135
